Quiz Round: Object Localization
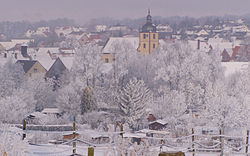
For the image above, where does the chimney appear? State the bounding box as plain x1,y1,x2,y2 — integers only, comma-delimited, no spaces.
21,44,32,60
21,45,28,57
197,40,200,50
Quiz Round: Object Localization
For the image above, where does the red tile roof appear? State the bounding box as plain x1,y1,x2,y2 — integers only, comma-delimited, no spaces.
89,34,101,41
230,46,241,61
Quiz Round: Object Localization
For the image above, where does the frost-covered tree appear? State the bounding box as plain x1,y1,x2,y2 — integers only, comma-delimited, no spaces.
71,43,102,88
203,80,249,132
81,86,97,114
0,59,24,98
117,77,152,130
204,68,250,130
153,42,223,113
98,40,142,108
22,74,55,111
153,90,188,128
56,43,102,117
126,53,157,90
56,82,83,117
59,36,80,49
0,88,35,123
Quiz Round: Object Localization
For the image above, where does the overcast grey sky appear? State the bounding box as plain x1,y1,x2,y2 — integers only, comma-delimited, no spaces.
0,0,250,23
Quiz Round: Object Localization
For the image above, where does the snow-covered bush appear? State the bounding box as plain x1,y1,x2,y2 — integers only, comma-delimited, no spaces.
0,124,28,156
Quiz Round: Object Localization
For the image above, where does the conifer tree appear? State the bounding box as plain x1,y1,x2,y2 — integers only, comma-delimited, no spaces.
118,77,152,130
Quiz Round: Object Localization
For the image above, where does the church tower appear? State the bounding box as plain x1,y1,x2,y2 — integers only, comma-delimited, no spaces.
138,10,159,54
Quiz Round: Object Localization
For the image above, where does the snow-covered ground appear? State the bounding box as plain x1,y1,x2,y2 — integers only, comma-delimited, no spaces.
26,144,248,156
26,144,107,156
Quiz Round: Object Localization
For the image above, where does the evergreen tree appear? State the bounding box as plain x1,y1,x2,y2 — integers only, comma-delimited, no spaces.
81,86,97,114
117,77,152,130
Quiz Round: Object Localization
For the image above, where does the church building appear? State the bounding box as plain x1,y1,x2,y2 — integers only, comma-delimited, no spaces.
138,10,159,54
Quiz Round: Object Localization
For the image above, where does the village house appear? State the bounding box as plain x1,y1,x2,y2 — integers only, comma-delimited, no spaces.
25,27,50,38
95,25,107,32
108,25,132,37
54,26,86,37
16,60,47,77
0,43,5,53
46,57,73,78
196,29,209,36
157,24,173,33
221,49,232,62
102,36,139,63
230,45,250,62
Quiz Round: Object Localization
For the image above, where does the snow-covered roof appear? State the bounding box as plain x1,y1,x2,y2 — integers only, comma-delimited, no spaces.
221,62,249,77
188,40,210,52
224,48,233,56
78,129,109,139
42,108,61,114
0,41,16,50
123,132,146,138
0,52,29,66
197,29,209,36
139,129,170,135
102,37,139,53
150,119,168,125
33,48,57,70
208,40,233,52
59,56,74,70
28,112,48,119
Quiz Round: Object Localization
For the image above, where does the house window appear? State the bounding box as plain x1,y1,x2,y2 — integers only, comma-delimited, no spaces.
153,34,156,39
153,44,156,48
105,58,109,63
143,44,146,49
143,34,146,39
34,68,38,73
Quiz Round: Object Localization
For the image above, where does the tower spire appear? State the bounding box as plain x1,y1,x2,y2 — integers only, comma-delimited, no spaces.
148,8,150,15
146,8,152,23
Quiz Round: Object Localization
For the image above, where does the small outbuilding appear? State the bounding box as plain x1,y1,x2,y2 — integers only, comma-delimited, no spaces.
149,119,168,130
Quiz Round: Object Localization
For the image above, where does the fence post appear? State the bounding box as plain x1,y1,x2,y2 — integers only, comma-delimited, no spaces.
120,124,123,138
219,129,224,156
73,118,76,155
22,119,26,140
88,147,94,156
192,128,195,156
246,130,249,154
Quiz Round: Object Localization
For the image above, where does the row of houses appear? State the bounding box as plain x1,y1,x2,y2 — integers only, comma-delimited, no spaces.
15,57,72,78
